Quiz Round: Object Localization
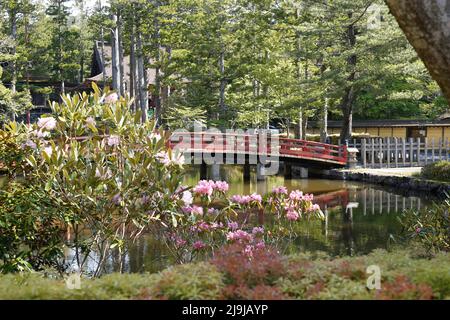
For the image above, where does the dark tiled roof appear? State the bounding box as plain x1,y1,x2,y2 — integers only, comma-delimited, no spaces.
308,119,450,128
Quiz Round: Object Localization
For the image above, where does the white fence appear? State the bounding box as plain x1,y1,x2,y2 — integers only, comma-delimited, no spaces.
349,138,450,168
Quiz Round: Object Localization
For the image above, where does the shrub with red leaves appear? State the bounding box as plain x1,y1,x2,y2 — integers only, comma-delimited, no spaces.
376,275,434,300
212,242,286,289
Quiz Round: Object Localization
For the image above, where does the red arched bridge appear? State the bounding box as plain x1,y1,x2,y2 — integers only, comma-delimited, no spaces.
168,132,348,167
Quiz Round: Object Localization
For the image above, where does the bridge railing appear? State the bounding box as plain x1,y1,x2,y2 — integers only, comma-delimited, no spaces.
279,137,347,164
169,132,348,165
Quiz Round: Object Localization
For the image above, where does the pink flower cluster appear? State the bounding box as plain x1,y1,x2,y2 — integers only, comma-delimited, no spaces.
191,220,224,233
272,186,288,194
193,180,229,196
289,190,313,201
226,229,254,242
37,117,57,131
230,193,262,205
182,205,204,216
193,240,206,250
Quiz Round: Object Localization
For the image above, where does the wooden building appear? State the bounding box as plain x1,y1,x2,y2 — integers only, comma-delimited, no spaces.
307,119,450,142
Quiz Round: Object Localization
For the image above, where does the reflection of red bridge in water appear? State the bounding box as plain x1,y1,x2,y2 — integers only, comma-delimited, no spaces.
168,132,348,167
313,189,350,210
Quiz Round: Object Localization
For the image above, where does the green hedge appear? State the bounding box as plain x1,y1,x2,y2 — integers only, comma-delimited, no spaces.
421,161,450,182
0,249,448,300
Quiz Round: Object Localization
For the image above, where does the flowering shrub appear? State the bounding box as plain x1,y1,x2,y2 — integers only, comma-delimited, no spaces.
1,84,325,275
160,178,325,264
399,199,449,254
7,84,188,275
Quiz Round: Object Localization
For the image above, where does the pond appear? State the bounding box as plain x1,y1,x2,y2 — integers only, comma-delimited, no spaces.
93,165,431,274
0,166,434,274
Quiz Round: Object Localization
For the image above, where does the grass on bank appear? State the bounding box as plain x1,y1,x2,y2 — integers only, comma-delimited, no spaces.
0,248,448,300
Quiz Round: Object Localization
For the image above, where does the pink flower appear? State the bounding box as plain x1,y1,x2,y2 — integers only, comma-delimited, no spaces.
193,180,214,196
193,241,206,250
43,146,53,157
227,221,239,231
191,205,204,216
182,191,193,206
230,195,251,205
214,181,229,192
22,140,37,149
273,186,288,194
416,227,422,234
289,190,303,201
252,226,264,235
176,238,187,247
286,210,299,221
303,193,314,201
244,245,254,258
112,193,122,205
85,117,96,127
250,193,262,203
107,135,120,147
255,241,265,249
105,92,119,104
37,117,57,131
226,230,253,242
31,130,50,138
197,221,211,232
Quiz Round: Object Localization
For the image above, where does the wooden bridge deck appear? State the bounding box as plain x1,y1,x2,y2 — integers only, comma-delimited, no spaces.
168,132,348,167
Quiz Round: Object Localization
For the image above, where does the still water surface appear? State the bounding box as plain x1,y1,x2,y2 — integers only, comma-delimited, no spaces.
112,165,429,273
0,167,431,274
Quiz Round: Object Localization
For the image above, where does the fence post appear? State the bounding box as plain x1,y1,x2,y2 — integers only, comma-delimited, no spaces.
409,138,414,167
417,137,421,166
387,138,391,168
432,138,435,163
439,138,443,161
402,138,406,167
362,139,367,168
445,138,449,161
371,139,375,168
394,137,398,168
379,138,383,167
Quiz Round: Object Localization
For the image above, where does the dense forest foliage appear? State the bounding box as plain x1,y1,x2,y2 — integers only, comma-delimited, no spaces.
0,0,448,139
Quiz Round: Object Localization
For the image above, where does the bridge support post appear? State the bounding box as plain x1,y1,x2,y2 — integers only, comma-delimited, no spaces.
284,163,292,179
200,162,208,180
243,163,251,183
211,164,221,181
293,166,308,179
256,163,267,181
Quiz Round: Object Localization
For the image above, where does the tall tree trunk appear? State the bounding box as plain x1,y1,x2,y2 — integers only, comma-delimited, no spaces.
118,10,125,96
385,0,450,102
130,25,136,111
154,13,162,122
218,49,226,118
100,29,106,88
111,13,121,94
137,31,148,122
320,98,329,143
10,9,17,94
340,13,357,144
10,8,17,121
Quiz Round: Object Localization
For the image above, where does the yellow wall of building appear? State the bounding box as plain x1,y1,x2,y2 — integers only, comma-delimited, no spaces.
366,128,379,136
444,127,450,141
427,127,444,142
379,128,392,137
392,127,407,138
352,127,367,134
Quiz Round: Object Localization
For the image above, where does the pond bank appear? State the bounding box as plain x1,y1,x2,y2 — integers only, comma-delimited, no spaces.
316,167,450,198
